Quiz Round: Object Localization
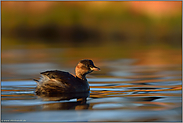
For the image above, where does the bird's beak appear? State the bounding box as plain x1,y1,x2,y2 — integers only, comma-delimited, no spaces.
90,66,100,71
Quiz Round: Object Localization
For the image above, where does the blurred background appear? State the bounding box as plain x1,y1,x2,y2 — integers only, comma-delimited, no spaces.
1,1,182,81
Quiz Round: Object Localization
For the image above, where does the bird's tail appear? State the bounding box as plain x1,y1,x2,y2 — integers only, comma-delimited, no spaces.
33,78,40,84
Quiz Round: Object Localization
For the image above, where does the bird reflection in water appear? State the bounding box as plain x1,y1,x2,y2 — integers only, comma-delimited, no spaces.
36,91,90,111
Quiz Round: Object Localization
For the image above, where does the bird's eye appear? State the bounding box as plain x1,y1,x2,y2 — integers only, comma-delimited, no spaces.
88,65,93,69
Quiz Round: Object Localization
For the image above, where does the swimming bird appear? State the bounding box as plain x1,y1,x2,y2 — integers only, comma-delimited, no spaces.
34,59,100,96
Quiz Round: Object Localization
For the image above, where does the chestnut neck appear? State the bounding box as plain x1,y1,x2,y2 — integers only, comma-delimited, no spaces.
75,66,87,81
75,73,87,81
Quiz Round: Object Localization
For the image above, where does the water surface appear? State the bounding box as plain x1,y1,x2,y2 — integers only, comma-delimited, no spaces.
1,61,182,122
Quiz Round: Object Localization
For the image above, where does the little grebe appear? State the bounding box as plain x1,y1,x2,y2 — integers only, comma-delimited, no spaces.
34,59,100,95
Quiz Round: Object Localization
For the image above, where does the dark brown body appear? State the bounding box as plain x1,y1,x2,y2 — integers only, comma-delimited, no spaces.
35,59,100,96
35,70,90,96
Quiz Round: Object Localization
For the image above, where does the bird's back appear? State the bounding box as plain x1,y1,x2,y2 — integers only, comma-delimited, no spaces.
40,70,76,84
35,70,89,95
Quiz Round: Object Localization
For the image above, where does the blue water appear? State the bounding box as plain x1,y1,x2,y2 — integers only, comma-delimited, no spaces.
1,62,182,122
1,76,182,122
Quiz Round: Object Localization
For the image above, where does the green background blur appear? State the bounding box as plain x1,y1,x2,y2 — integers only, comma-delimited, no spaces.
1,1,182,68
